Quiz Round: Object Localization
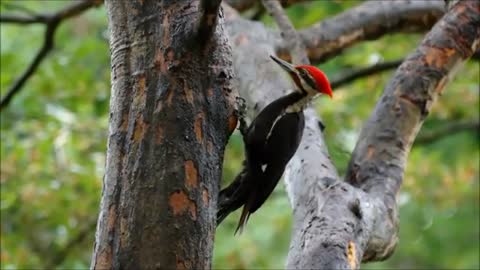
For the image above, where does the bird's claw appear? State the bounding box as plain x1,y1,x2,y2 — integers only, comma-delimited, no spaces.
235,96,248,137
235,96,247,118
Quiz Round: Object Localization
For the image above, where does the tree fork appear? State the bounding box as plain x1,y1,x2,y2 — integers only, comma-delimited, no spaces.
344,0,479,267
290,0,479,268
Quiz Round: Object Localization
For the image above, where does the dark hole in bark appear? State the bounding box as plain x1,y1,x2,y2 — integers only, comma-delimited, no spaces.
349,198,362,220
218,71,227,79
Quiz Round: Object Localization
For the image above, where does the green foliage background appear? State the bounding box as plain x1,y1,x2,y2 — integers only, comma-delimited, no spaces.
1,1,478,269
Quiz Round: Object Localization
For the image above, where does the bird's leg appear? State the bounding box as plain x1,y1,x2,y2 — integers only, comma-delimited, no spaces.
235,96,249,137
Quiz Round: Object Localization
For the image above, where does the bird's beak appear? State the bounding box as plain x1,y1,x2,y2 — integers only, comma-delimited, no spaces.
270,55,296,74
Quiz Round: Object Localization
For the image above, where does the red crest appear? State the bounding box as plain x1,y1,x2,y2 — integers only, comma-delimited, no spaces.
296,65,333,98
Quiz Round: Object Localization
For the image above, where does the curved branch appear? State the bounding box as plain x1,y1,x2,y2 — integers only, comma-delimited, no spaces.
284,1,479,269
276,0,445,63
344,0,479,262
415,120,480,145
0,0,102,111
0,20,58,110
331,59,404,89
0,0,100,24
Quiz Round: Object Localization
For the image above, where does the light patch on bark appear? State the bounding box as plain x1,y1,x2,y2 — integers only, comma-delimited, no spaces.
194,113,204,142
132,115,149,143
347,241,357,269
185,160,199,189
202,188,209,205
169,190,197,220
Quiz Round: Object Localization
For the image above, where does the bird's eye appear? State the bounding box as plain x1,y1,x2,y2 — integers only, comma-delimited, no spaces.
301,71,317,90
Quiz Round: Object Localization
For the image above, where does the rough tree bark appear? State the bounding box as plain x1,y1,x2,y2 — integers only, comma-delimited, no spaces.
222,0,479,269
91,0,235,269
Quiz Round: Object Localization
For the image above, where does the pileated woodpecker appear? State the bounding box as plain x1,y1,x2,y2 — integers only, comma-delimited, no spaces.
218,55,333,233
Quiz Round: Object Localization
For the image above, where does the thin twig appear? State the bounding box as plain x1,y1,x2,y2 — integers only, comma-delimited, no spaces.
0,21,58,110
0,14,49,24
0,2,37,16
415,120,479,145
0,0,101,111
250,5,265,21
262,0,308,65
331,59,404,89
471,48,480,61
44,218,98,269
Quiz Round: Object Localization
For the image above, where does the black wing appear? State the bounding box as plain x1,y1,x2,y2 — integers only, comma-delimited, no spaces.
244,92,304,154
249,111,305,213
217,92,305,231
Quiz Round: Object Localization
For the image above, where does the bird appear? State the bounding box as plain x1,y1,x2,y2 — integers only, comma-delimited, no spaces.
217,55,333,234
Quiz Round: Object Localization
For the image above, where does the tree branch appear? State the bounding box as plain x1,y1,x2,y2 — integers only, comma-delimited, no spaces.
0,21,57,110
0,1,37,16
276,0,445,64
0,0,102,111
226,0,306,12
250,5,265,21
0,13,50,24
44,218,98,269
344,0,479,263
224,0,257,12
415,120,480,145
331,59,404,89
471,48,480,61
261,0,308,65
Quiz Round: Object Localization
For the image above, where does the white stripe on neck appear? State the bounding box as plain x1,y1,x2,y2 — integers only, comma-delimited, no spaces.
286,96,311,113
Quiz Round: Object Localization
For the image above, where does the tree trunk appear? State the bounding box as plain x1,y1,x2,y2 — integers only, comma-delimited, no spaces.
91,1,235,269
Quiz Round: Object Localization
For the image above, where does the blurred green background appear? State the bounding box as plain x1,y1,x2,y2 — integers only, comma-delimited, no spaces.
1,1,478,269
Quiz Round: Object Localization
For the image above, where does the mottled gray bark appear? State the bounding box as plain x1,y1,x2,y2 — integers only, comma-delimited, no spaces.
91,0,235,269
343,0,479,262
289,0,479,269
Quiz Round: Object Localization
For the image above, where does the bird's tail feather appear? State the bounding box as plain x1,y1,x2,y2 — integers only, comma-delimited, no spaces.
233,164,262,235
234,205,251,235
